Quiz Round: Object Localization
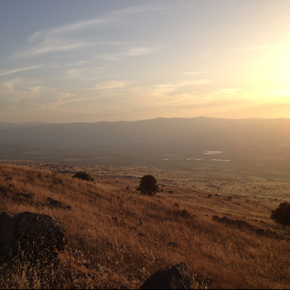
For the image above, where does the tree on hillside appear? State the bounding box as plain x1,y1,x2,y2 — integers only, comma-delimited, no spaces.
270,201,290,226
137,175,159,196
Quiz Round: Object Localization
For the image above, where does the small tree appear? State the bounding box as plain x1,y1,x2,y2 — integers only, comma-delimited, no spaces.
270,201,290,226
137,175,159,196
72,171,94,181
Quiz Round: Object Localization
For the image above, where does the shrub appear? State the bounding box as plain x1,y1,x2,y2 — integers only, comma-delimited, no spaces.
72,171,94,181
270,201,290,226
137,175,159,196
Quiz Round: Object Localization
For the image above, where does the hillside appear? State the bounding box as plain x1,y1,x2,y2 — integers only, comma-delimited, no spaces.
0,161,290,289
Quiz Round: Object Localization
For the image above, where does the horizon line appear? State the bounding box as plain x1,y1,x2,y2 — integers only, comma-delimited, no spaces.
1,116,290,125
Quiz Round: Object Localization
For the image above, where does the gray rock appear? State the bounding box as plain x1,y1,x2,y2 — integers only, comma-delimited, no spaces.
0,211,67,263
140,262,191,289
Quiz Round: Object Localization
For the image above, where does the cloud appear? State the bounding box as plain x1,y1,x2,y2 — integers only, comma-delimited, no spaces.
29,40,95,56
0,78,48,106
94,81,129,90
62,66,103,79
15,4,164,58
17,36,96,57
125,47,156,56
95,46,156,62
151,80,211,95
0,77,78,108
0,65,42,78
39,5,166,36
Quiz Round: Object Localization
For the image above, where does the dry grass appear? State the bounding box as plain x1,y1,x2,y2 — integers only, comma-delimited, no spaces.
0,162,290,289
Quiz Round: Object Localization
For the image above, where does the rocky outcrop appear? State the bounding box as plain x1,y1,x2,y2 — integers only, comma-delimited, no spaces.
0,211,67,263
140,262,191,289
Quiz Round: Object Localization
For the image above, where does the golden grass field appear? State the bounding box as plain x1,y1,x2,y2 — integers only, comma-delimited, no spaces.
0,160,290,289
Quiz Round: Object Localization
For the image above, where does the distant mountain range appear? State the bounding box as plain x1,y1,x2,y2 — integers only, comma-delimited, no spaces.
0,122,45,131
1,117,290,161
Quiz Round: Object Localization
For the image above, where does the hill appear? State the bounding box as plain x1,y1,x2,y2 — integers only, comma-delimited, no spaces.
0,161,290,288
1,117,290,150
1,117,290,171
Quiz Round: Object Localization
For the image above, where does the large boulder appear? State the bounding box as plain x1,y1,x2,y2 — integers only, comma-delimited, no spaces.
140,262,191,289
0,211,66,263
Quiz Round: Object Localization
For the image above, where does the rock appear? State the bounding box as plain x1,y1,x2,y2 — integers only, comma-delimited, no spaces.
0,211,67,263
140,262,191,289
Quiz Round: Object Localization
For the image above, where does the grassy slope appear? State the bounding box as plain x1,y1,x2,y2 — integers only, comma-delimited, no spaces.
0,162,290,289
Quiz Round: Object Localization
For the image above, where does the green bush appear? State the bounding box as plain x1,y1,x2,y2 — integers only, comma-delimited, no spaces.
137,175,159,196
72,171,94,181
270,201,290,226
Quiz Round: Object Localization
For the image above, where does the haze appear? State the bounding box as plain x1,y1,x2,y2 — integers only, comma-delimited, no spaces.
1,0,290,123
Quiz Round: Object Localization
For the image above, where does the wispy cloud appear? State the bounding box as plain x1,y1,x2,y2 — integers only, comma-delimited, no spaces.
0,65,42,78
125,47,156,56
151,80,211,95
28,40,95,56
15,4,164,58
0,78,77,110
33,5,166,37
0,78,48,105
94,81,129,90
95,46,156,62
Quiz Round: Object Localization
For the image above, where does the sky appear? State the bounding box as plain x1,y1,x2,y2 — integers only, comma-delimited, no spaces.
1,0,290,123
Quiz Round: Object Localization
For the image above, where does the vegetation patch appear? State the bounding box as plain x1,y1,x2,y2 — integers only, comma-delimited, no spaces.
271,201,290,226
137,175,159,196
72,171,94,181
